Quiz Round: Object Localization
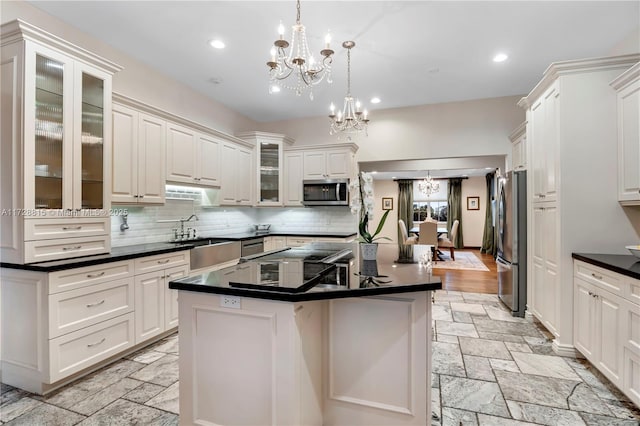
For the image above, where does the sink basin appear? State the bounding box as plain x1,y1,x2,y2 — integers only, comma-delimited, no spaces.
189,240,241,271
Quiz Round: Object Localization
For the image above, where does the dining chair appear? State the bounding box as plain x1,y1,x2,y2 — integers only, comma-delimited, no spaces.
418,220,439,262
398,219,418,245
437,219,459,260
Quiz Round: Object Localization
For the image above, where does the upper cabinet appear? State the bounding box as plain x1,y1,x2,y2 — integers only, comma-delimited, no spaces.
611,62,640,205
219,140,254,206
1,20,122,263
282,143,358,206
302,148,355,180
112,100,166,204
509,122,527,171
529,81,559,203
236,132,294,207
166,123,223,188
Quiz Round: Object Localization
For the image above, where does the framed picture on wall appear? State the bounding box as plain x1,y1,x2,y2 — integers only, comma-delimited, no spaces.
382,197,393,210
467,196,480,210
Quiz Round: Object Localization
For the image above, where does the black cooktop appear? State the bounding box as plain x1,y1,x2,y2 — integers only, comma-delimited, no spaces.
227,245,353,293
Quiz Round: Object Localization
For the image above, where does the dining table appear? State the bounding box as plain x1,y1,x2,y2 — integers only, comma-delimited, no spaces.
410,225,449,261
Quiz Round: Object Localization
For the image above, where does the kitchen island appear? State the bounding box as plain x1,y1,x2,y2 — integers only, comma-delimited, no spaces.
170,243,441,426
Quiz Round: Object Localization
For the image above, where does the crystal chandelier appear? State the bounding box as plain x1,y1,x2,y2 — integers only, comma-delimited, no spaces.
418,172,440,196
267,0,334,98
328,41,370,136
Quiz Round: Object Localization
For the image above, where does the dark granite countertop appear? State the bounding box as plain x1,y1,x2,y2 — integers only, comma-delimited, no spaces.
572,253,640,280
170,243,442,302
0,231,357,273
0,242,193,272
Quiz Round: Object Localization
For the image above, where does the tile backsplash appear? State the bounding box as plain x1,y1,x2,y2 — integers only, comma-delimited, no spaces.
110,200,357,247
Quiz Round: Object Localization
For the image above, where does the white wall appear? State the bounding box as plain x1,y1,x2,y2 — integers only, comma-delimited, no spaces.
261,96,525,164
372,180,399,244
2,0,257,135
460,176,487,247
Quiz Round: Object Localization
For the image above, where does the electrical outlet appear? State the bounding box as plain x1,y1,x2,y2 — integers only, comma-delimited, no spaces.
221,295,241,309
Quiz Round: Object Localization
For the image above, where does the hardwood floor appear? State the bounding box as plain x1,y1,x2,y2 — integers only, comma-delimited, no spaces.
430,248,498,294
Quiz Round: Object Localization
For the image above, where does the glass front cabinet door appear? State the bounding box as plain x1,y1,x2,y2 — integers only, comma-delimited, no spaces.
1,20,121,263
236,132,294,207
27,43,113,215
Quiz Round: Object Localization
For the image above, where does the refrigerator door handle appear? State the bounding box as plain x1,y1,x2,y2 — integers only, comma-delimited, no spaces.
496,256,511,267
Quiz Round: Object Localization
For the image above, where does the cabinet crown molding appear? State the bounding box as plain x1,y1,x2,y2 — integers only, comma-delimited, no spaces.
235,131,295,145
112,92,253,149
518,54,640,109
610,61,640,90
0,19,123,74
284,142,359,153
509,122,527,143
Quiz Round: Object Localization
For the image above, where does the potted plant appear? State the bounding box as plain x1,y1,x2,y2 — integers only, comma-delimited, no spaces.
350,172,391,260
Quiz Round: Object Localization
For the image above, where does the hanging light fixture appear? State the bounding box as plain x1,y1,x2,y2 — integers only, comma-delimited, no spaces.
418,171,440,196
267,0,334,98
328,41,370,136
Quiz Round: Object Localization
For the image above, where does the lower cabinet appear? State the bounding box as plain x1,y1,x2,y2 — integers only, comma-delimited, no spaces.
0,249,190,394
573,260,639,406
133,254,189,344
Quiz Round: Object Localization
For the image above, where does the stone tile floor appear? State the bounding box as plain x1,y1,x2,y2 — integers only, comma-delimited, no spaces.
1,291,639,425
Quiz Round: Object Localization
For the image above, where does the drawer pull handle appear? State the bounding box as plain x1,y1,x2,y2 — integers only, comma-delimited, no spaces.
87,272,105,278
591,273,603,280
62,226,82,230
157,259,171,264
86,299,105,308
62,246,82,251
87,337,106,348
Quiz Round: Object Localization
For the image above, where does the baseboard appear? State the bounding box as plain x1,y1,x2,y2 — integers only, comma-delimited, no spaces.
524,310,535,322
552,340,579,358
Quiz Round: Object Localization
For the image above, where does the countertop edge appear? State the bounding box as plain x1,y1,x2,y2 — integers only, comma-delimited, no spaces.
168,280,443,302
572,253,640,280
1,244,193,272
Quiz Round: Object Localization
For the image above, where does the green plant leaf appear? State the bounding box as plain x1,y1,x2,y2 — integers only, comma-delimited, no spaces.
371,209,391,238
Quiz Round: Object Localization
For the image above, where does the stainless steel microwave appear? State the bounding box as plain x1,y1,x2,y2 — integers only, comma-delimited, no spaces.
302,179,349,206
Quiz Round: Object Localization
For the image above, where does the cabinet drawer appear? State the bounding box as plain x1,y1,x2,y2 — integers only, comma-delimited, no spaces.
49,260,133,294
134,251,189,275
48,312,134,383
574,261,624,296
25,236,110,264
24,218,109,241
286,237,314,247
626,278,640,306
49,278,134,338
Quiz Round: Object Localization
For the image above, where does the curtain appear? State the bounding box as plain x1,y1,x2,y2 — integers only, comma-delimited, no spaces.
480,172,496,255
447,178,463,248
397,180,414,261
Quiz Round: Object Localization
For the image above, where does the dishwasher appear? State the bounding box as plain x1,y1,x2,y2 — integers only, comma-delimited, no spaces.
241,238,264,256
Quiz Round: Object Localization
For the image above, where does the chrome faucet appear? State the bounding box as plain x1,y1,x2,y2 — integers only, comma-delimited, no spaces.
160,214,199,241
120,213,130,231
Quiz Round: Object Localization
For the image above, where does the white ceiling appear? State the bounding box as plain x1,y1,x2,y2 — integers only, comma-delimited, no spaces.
28,1,639,123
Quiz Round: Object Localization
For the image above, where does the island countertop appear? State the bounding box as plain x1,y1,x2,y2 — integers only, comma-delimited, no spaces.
572,252,640,280
169,243,442,302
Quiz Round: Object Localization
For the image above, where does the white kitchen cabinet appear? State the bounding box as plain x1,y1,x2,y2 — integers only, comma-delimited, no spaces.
1,20,121,263
220,140,254,206
303,149,353,179
166,123,222,188
112,102,166,204
519,55,639,355
133,251,189,342
611,63,640,205
236,132,294,206
529,82,558,203
286,236,314,247
509,122,526,171
530,204,558,336
573,260,640,405
0,259,136,393
284,152,304,206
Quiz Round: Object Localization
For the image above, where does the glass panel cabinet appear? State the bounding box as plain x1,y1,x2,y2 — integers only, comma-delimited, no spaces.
236,131,294,207
1,20,120,263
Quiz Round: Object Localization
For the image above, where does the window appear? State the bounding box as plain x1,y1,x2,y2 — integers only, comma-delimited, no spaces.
412,179,447,223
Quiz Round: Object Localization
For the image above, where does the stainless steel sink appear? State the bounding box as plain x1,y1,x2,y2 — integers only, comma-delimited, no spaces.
188,240,241,271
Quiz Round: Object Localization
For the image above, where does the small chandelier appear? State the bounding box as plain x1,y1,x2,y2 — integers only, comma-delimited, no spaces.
418,172,440,196
328,41,370,136
267,0,334,98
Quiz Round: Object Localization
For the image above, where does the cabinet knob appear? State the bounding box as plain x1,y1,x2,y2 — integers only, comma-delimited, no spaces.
139,195,144,199
591,273,603,280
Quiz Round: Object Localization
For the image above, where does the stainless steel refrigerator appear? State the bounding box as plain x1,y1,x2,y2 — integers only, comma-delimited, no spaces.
497,170,527,317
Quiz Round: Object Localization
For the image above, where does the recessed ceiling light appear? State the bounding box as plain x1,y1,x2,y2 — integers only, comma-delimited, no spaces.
370,97,381,104
493,53,508,63
210,39,225,49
